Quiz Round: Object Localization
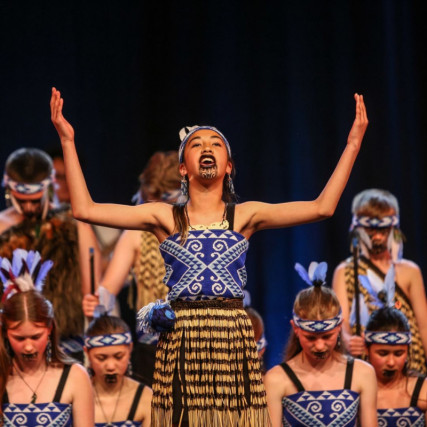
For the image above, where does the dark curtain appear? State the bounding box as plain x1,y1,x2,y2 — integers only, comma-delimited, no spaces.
1,1,426,368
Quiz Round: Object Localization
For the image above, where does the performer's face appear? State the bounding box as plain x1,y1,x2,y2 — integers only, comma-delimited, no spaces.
6,320,51,367
364,226,391,255
12,191,44,219
86,344,132,385
294,324,341,363
368,343,408,382
180,129,232,182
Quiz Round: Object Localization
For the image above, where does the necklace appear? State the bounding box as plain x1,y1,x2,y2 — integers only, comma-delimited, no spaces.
185,202,228,230
94,377,124,426
13,362,48,404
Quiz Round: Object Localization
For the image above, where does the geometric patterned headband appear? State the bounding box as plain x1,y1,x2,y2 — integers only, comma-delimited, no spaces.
84,332,132,349
293,310,343,333
178,125,231,163
365,331,411,345
351,214,400,229
2,173,54,195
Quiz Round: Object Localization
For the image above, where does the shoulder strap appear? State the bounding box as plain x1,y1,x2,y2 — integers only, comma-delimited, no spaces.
53,364,72,402
344,357,355,389
280,363,305,392
2,389,9,404
410,375,426,407
226,203,235,231
127,383,145,420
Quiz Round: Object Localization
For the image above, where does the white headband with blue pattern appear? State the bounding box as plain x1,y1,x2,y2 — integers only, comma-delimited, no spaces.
178,125,231,163
365,331,411,345
84,332,132,349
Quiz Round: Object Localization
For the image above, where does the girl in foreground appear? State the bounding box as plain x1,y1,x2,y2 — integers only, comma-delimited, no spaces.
366,307,427,426
264,262,378,426
0,249,93,426
85,313,152,426
51,88,368,425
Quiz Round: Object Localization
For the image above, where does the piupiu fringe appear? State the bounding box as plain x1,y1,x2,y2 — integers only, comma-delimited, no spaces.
151,299,271,426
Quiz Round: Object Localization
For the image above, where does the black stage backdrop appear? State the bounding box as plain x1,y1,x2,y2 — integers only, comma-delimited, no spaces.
1,1,426,368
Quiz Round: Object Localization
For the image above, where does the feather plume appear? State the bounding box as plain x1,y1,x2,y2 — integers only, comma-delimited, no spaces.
295,261,328,287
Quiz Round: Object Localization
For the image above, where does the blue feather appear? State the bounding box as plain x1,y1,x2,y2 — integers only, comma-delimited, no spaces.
294,263,313,286
34,260,54,288
384,264,396,307
11,249,27,276
312,262,328,283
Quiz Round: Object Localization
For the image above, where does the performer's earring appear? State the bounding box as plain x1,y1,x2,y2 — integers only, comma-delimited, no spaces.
126,360,133,377
87,366,95,377
181,176,188,197
226,174,235,195
46,336,52,364
337,334,342,349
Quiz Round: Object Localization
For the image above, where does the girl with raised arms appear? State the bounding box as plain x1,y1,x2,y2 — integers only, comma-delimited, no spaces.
50,88,368,426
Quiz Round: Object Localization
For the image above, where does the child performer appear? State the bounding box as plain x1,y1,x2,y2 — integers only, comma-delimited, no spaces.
0,249,93,426
84,311,152,426
51,88,368,425
366,308,427,425
264,262,378,426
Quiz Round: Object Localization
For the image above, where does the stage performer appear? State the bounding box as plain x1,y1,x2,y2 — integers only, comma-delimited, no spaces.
0,249,93,426
264,261,378,426
84,311,152,426
365,307,427,426
51,87,368,426
332,188,427,374
0,147,101,361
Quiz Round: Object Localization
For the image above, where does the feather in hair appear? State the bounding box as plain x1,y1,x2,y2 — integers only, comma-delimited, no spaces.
294,261,328,287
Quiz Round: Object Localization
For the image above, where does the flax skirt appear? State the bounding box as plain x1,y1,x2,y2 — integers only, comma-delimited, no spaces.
151,299,271,426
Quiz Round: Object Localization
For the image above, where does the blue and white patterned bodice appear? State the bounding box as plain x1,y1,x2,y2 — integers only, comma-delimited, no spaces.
282,389,360,427
2,402,72,426
377,407,425,426
159,229,249,300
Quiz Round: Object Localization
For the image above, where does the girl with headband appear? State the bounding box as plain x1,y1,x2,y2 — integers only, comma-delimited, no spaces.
51,87,368,425
264,262,378,426
0,249,93,426
365,307,427,425
84,312,152,426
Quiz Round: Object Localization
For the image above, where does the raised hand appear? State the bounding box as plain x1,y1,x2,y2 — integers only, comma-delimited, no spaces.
347,93,368,150
50,87,75,143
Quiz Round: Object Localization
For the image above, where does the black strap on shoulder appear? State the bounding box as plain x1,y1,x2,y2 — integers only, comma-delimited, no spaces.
2,389,9,404
410,375,426,407
53,364,72,402
127,383,145,420
226,203,235,231
344,357,355,389
280,363,305,392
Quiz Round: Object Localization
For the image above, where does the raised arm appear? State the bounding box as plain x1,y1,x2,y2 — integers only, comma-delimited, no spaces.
50,88,172,235
239,94,368,236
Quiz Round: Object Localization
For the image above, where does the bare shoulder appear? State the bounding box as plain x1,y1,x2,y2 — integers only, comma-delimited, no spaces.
352,358,376,388
69,363,91,380
264,364,288,389
396,258,421,272
234,201,267,235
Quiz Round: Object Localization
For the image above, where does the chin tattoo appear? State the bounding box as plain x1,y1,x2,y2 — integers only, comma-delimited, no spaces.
313,351,328,360
199,166,217,179
383,369,397,378
22,353,38,361
104,374,118,384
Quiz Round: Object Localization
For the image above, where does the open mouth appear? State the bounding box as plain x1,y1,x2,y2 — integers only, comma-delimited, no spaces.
199,155,216,168
104,374,118,383
383,369,396,378
22,353,38,361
